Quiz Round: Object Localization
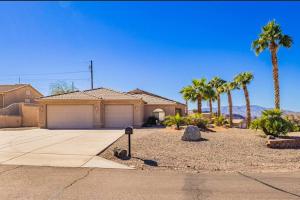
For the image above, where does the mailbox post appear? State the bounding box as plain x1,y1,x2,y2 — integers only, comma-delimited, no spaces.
125,126,133,158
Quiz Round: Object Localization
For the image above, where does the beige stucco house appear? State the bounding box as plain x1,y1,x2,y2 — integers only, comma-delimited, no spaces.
37,87,186,129
0,84,43,109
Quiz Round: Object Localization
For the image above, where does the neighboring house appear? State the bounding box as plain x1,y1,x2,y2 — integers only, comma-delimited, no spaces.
0,84,43,108
37,87,186,129
0,84,43,128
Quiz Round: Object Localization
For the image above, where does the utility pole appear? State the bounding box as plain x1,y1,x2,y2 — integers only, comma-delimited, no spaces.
89,60,94,89
18,76,21,84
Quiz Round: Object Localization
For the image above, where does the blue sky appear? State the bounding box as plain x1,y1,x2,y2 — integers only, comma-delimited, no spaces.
0,2,299,111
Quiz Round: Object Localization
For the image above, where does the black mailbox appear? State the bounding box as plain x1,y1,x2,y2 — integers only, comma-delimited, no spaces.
125,126,133,158
125,126,133,135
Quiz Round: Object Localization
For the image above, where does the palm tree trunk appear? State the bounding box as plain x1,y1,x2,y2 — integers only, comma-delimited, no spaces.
197,95,202,113
243,85,251,128
185,100,188,115
270,44,280,109
209,98,213,117
227,91,233,127
217,94,221,116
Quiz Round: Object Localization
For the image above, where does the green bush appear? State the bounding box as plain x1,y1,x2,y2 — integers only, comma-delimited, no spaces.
163,113,185,130
250,109,293,137
285,114,300,132
213,115,228,126
185,113,208,130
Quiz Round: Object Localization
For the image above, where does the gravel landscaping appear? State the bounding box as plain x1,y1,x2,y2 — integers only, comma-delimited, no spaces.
100,128,300,173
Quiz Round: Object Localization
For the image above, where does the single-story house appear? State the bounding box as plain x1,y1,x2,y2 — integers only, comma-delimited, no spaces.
37,87,186,129
0,84,43,109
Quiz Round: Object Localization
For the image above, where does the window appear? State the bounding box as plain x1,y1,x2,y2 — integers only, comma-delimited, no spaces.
25,99,31,103
26,90,31,95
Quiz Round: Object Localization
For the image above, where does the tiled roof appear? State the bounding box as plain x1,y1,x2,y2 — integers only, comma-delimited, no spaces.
130,93,177,105
0,84,28,93
84,87,141,100
39,87,141,101
128,88,185,105
39,91,99,100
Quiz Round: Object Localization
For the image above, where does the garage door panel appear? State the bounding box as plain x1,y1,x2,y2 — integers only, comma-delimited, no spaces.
47,105,93,129
104,105,133,128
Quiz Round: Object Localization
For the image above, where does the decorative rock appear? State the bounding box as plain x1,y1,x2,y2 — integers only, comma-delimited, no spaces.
113,147,127,159
182,125,201,141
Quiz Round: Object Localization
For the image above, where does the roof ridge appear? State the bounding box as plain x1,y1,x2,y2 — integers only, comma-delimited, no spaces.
85,87,141,99
39,90,81,99
128,88,185,105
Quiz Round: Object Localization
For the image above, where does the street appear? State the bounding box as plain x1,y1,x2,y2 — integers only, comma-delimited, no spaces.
0,165,299,200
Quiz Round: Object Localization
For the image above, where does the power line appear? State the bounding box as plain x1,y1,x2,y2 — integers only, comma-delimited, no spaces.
0,70,89,78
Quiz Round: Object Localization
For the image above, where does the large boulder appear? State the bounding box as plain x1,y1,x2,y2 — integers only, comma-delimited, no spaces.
182,125,201,141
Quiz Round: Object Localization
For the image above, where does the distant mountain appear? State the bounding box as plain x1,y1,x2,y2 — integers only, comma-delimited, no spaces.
200,105,300,118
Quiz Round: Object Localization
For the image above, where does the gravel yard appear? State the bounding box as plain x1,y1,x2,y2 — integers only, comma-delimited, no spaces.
101,128,300,173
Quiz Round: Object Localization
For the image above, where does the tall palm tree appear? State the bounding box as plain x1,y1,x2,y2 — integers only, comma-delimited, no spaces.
221,81,237,127
234,72,254,128
203,84,217,117
252,20,292,109
180,85,194,115
191,78,207,113
209,77,226,116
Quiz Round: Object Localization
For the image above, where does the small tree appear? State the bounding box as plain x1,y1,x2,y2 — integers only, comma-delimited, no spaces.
163,113,185,130
50,81,77,95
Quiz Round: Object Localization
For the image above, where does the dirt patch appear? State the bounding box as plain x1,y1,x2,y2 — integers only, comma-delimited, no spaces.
100,128,300,173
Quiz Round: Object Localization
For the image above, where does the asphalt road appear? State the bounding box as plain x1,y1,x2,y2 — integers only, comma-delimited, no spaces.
0,165,299,200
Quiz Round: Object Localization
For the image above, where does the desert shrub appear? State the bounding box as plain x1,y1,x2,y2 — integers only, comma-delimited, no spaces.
250,109,293,137
213,115,228,126
163,113,185,130
185,113,208,130
285,114,300,132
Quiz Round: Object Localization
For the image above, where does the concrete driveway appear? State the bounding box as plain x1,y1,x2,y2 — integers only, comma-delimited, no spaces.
0,129,131,169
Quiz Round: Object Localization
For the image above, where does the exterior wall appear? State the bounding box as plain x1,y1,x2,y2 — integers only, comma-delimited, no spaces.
0,115,22,128
0,103,20,115
144,104,187,121
102,100,144,128
3,86,43,107
38,100,102,129
0,94,3,108
20,103,39,127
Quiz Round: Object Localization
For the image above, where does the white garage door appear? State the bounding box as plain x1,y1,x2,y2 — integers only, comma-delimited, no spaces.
104,105,133,128
47,105,93,129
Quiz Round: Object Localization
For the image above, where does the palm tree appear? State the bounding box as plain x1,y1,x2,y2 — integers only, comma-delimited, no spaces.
209,77,226,116
203,84,217,117
252,20,292,109
221,81,237,127
180,85,194,115
192,78,207,113
234,72,254,128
